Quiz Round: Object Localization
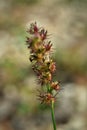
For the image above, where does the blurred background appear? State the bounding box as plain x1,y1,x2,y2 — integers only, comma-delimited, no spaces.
0,0,87,130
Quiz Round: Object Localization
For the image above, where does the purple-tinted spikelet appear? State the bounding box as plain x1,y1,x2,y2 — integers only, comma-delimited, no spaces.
26,22,60,105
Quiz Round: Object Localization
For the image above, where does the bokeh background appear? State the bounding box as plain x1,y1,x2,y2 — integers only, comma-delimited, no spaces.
0,0,87,130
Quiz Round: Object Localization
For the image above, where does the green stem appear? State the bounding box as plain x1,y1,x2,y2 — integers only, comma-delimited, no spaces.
51,100,57,130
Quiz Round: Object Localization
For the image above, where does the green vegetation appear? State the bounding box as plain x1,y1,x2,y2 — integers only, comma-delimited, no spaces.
11,0,39,5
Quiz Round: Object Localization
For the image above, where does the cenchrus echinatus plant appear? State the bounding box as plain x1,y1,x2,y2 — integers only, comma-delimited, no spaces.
26,22,60,130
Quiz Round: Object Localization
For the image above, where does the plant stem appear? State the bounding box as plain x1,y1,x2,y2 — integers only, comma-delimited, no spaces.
51,100,57,130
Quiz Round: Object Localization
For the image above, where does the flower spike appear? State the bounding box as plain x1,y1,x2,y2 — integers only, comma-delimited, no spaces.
26,22,60,105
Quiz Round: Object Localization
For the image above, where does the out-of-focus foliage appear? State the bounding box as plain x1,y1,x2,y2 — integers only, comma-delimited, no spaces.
0,58,29,84
11,0,39,5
